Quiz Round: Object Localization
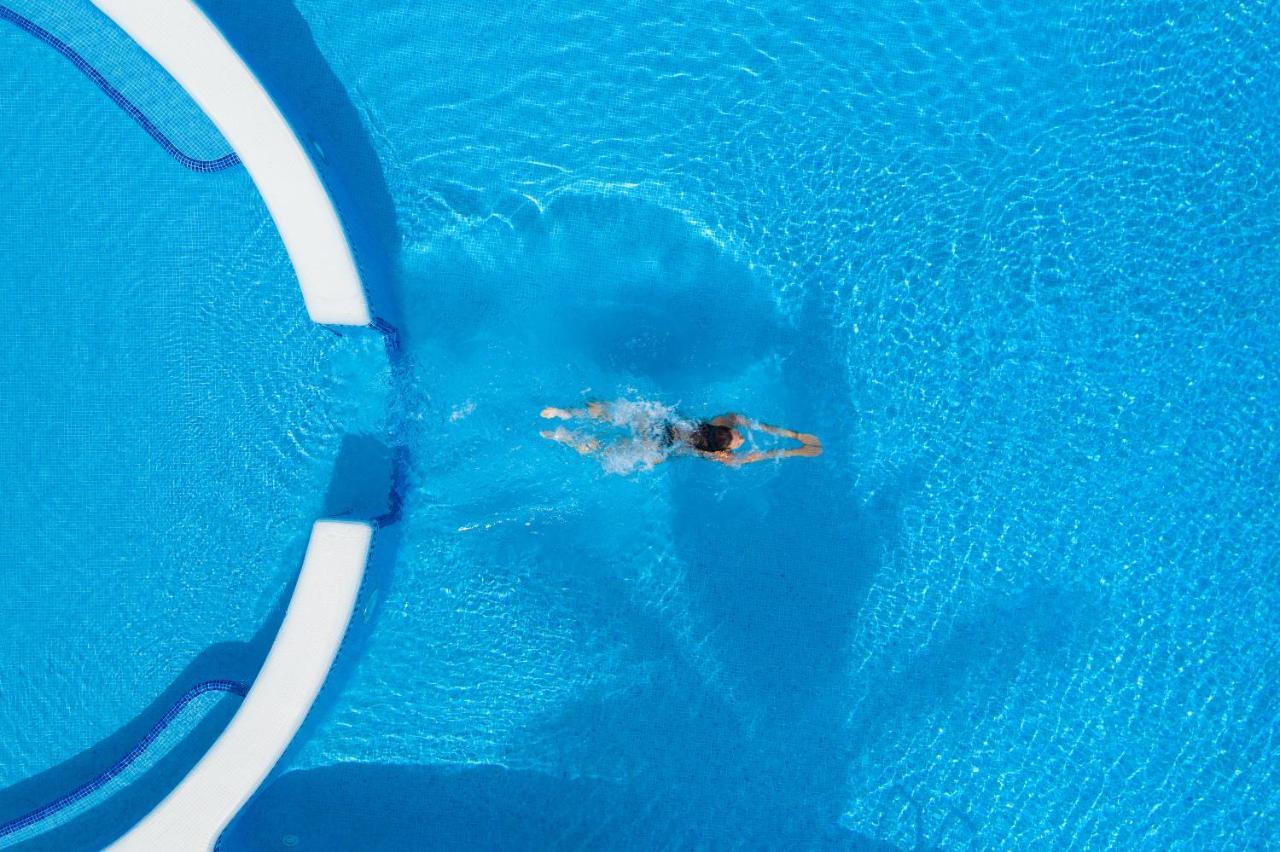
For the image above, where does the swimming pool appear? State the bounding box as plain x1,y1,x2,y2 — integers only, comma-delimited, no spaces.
2,0,1278,848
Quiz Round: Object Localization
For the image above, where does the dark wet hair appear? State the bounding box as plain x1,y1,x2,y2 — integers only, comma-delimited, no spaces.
689,422,735,454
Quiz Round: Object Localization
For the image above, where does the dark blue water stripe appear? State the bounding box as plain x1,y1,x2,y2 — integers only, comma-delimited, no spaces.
0,5,241,173
0,679,248,839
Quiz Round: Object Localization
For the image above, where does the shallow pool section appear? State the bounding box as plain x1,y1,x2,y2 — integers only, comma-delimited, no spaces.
0,0,387,839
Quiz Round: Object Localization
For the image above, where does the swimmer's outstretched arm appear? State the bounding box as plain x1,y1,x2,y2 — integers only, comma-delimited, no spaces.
713,414,822,450
715,444,822,466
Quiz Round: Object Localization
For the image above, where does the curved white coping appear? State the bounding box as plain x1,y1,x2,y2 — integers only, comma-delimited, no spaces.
111,520,374,851
90,0,372,326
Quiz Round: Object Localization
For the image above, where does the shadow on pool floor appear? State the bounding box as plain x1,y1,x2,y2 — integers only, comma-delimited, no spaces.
221,762,897,851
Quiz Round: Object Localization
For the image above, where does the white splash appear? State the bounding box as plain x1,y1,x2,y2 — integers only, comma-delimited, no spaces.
591,399,695,475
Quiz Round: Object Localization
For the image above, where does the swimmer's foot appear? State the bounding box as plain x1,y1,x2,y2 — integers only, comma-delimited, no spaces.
540,406,573,420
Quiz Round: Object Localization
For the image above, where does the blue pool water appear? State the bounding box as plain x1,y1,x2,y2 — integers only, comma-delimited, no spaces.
3,0,1279,848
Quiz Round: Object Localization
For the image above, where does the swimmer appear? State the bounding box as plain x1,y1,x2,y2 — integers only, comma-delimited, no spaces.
540,401,822,466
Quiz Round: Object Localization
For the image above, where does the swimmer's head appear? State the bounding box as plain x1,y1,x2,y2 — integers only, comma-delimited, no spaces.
689,423,736,454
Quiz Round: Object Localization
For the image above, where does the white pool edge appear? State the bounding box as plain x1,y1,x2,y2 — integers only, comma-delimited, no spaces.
90,0,372,326
109,520,373,851
75,5,378,845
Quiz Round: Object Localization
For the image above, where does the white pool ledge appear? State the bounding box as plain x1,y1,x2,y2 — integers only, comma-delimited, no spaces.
90,0,372,326
111,520,373,851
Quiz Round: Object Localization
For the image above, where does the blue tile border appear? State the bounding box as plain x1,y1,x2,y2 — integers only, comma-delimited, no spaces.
0,679,248,840
0,4,241,173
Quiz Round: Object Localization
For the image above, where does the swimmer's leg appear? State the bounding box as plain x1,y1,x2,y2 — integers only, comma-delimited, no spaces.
540,402,611,421
540,426,601,455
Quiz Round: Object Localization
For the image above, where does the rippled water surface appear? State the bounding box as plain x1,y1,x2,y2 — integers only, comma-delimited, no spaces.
4,0,1280,848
